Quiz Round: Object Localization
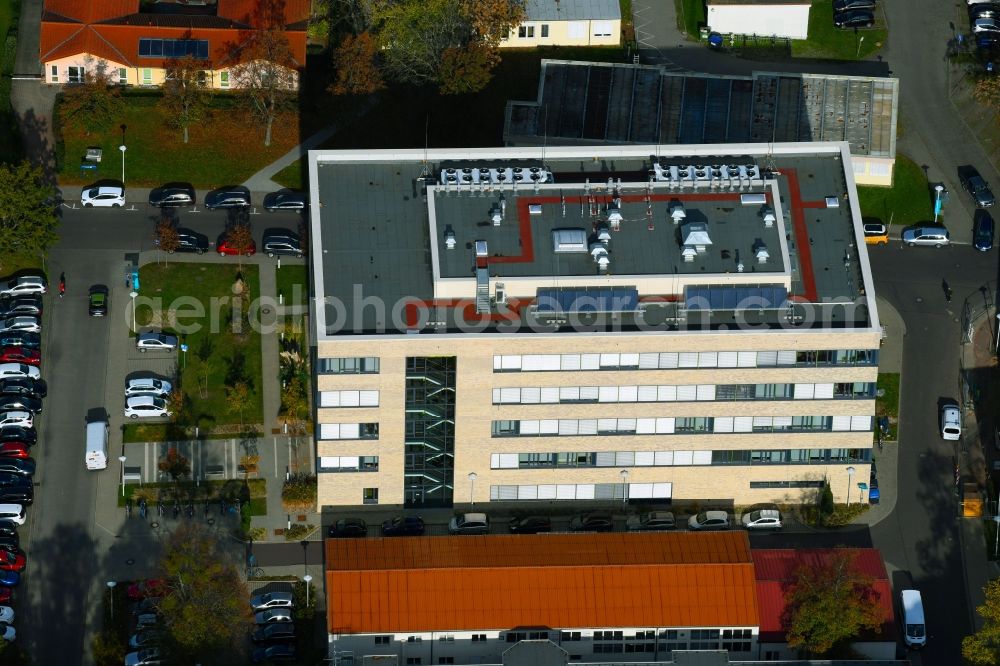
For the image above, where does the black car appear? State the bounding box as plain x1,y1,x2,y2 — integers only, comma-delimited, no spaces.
328,518,368,538
0,460,34,477
0,333,39,350
381,515,425,536
961,166,997,207
148,183,196,208
833,0,875,10
88,285,109,317
174,228,209,254
0,396,41,415
975,209,995,251
971,3,1000,19
252,644,296,663
0,536,19,552
568,513,614,532
251,622,296,644
0,427,35,445
205,186,251,210
833,9,875,27
0,484,32,505
263,190,308,212
0,520,18,543
261,228,303,258
508,516,552,534
0,297,42,318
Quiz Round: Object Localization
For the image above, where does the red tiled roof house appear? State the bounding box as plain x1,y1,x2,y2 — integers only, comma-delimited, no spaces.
39,0,309,89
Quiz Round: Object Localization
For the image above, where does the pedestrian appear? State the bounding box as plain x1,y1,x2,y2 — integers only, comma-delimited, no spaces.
58,272,65,298
942,279,952,302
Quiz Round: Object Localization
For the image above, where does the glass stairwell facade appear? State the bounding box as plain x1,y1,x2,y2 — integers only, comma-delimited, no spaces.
404,357,456,507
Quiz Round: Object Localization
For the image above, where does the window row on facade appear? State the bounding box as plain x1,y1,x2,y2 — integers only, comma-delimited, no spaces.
492,382,875,405
319,423,379,440
320,390,380,407
491,414,873,437
317,356,381,374
493,348,877,372
489,479,823,500
318,456,379,472
490,447,872,469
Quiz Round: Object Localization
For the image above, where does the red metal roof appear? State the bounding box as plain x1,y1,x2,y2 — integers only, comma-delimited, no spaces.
326,533,760,634
44,0,139,23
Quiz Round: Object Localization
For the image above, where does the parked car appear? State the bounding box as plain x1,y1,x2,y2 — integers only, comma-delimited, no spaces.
0,522,16,542
0,413,31,429
205,186,251,210
170,228,209,254
863,222,889,245
254,608,293,625
0,589,11,605
0,443,29,459
740,508,783,530
88,285,109,317
833,0,876,10
263,190,307,212
381,515,425,536
0,333,40,350
124,395,171,420
0,548,25,572
216,228,257,256
148,183,195,208
0,571,20,587
127,579,167,601
134,612,160,630
0,297,42,318
136,332,178,353
0,396,42,415
261,228,303,258
625,511,676,531
251,622,296,644
568,513,614,532
833,9,875,27
448,512,490,535
132,597,162,616
125,377,173,398
250,591,294,612
0,348,39,367
974,16,1000,32
974,210,995,251
688,510,731,530
970,4,1000,19
128,630,165,649
0,623,14,642
0,537,17,554
0,427,36,445
508,515,552,534
901,225,950,247
81,181,125,207
124,647,163,666
0,605,13,624
961,166,997,207
0,489,32,506
0,317,40,334
327,518,367,538
0,365,39,381
869,462,881,504
0,459,35,477
252,644,297,663
0,275,45,298
941,401,962,440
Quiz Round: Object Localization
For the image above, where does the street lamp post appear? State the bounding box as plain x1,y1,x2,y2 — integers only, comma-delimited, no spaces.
620,469,629,504
856,35,865,59
934,184,945,223
994,313,1000,353
119,455,127,497
303,574,313,608
129,291,138,333
119,124,127,185
467,472,477,507
846,466,856,507
107,580,117,619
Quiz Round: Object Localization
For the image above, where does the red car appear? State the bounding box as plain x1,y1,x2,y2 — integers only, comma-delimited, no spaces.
216,234,256,257
0,548,25,572
0,347,40,366
0,586,11,603
0,442,29,458
127,578,167,601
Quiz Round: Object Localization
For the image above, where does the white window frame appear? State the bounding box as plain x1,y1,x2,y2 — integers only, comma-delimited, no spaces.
592,21,613,37
49,65,58,83
67,66,84,83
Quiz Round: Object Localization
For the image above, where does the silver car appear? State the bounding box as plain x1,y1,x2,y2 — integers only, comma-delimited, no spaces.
250,591,294,612
255,608,293,624
136,332,179,353
0,317,40,334
0,275,46,297
125,377,173,397
901,226,950,247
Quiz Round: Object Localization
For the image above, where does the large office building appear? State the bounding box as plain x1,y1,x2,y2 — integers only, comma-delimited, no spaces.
308,142,880,511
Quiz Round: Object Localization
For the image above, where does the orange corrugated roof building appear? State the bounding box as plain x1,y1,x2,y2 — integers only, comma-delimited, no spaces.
325,532,761,635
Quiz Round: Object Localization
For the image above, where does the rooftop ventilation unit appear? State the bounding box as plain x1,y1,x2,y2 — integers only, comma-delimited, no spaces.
552,228,588,253
670,202,686,224
489,203,503,226
595,222,611,245
681,221,712,254
753,240,770,264
444,229,457,249
475,240,489,257
590,244,610,271
494,282,507,306
439,165,553,186
761,205,776,227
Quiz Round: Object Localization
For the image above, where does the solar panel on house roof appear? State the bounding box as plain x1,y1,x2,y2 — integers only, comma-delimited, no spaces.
535,287,640,313
684,285,788,311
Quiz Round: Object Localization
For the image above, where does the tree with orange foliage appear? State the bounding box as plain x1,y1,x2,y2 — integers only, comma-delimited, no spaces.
438,42,498,95
330,31,385,95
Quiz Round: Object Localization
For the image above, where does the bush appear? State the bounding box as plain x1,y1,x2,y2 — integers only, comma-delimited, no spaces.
284,523,316,541
819,483,834,523
281,473,317,513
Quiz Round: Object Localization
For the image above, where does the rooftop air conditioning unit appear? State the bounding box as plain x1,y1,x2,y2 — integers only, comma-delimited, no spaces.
761,205,776,227
444,230,457,249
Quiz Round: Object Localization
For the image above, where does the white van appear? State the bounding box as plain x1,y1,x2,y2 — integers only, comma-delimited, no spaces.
0,504,26,525
901,589,926,648
85,420,109,471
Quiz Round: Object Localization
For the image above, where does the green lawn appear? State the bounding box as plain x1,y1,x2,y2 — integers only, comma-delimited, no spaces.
792,0,886,60
272,159,304,190
126,262,263,442
857,154,934,229
275,264,308,306
56,92,298,187
675,0,706,39
876,373,899,440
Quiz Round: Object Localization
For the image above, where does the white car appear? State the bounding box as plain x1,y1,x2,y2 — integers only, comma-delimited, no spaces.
124,648,163,666
0,364,40,380
81,183,125,208
124,396,171,420
0,411,31,428
136,332,179,353
250,591,294,612
941,403,961,441
0,275,46,297
0,317,39,334
0,622,14,642
740,508,783,530
687,510,731,530
974,16,1000,32
125,377,173,398
0,606,13,624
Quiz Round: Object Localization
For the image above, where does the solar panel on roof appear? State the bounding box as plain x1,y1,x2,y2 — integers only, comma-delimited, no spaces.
684,285,788,311
535,287,640,313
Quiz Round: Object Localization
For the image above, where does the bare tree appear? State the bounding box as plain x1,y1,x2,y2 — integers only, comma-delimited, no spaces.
161,55,210,144
230,16,298,146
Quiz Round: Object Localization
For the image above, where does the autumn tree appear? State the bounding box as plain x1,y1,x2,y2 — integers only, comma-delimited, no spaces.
784,551,886,655
975,76,1000,108
0,161,59,263
461,0,525,48
161,55,210,144
158,447,191,483
155,215,180,259
964,578,1000,664
227,381,251,429
225,222,255,269
157,523,252,663
438,42,498,94
373,0,468,85
280,375,308,433
330,31,384,95
58,58,125,135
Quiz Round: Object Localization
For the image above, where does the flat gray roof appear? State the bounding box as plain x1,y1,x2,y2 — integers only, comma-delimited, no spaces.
505,61,897,159
524,0,621,21
310,145,875,337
